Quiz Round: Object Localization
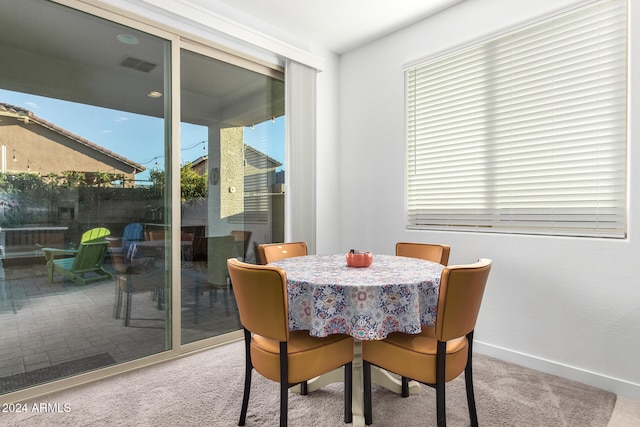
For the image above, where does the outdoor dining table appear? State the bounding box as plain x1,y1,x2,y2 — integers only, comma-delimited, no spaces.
269,253,445,427
129,239,194,262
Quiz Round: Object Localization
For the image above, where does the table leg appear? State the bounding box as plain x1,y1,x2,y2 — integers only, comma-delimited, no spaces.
352,341,365,427
291,368,343,394
291,342,368,426
370,366,421,395
290,341,419,426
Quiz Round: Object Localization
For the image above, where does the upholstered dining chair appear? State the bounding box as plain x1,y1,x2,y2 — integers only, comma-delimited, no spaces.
201,235,236,318
147,230,165,241
257,241,308,265
111,247,161,327
362,258,492,427
227,258,354,427
230,230,252,261
395,242,451,266
394,242,452,392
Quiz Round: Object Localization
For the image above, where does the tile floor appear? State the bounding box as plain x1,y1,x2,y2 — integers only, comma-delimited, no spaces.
0,257,241,392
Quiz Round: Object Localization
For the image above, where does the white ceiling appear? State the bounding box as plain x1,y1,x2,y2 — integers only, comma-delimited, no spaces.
0,0,464,128
213,0,464,54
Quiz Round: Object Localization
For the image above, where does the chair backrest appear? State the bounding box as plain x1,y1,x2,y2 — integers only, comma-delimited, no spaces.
147,230,165,241
81,227,111,243
122,223,144,258
111,241,156,275
209,235,236,285
396,242,451,266
71,241,110,272
258,241,308,265
230,230,252,257
435,258,492,342
227,258,289,342
110,246,128,274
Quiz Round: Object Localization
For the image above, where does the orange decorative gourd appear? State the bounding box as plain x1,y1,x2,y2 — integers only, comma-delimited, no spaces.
346,250,373,268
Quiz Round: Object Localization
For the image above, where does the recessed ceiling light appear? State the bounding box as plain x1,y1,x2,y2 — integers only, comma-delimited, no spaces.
116,34,139,45
147,91,163,98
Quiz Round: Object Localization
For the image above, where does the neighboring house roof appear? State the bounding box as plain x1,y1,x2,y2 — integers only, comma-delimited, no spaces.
190,155,208,170
188,146,282,172
245,145,282,169
0,102,145,173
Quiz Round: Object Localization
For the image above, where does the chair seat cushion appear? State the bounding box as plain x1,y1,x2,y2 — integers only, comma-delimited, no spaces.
362,326,468,384
252,331,354,384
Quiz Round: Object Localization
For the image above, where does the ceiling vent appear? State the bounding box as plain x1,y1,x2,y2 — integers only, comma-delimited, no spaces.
121,56,157,73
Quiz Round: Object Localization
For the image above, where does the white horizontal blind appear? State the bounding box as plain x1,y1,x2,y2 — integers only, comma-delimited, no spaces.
406,0,627,237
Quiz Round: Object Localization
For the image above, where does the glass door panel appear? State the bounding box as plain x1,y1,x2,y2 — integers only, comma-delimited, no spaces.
179,49,285,344
0,0,170,394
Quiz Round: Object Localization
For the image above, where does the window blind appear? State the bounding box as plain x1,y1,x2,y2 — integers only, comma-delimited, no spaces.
406,0,627,238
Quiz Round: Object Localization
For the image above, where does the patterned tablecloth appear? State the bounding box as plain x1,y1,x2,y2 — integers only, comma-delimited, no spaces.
270,254,445,340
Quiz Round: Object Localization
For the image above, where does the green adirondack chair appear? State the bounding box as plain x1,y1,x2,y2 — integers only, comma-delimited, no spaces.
43,227,113,285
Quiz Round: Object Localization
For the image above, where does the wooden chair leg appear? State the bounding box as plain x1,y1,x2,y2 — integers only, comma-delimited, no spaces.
124,292,132,327
279,342,288,427
239,329,252,426
224,287,230,316
363,360,372,425
401,376,410,397
344,362,352,423
436,341,447,427
114,286,122,319
47,261,54,283
465,331,479,427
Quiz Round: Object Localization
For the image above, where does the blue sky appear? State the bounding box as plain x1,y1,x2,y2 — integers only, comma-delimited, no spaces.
0,89,285,180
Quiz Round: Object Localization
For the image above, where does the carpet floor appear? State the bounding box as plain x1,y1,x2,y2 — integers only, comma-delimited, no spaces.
3,341,616,426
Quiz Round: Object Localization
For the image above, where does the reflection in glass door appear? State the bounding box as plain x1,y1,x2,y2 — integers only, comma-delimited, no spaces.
0,0,287,397
179,49,285,344
0,0,170,394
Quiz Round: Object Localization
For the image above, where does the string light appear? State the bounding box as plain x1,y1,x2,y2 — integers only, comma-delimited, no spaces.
139,140,209,167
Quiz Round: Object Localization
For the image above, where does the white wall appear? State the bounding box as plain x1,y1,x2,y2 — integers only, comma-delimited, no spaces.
100,0,639,399
337,0,640,399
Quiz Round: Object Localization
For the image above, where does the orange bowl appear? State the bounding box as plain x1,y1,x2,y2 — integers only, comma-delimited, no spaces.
346,252,373,268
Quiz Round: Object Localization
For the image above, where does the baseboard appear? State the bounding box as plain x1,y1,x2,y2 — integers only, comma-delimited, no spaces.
474,341,640,400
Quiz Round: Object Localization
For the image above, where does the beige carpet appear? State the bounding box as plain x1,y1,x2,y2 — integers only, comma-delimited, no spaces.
5,341,616,426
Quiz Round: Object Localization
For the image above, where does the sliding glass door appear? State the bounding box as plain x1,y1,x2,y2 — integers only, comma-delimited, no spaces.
0,0,286,396
179,48,285,344
0,0,171,395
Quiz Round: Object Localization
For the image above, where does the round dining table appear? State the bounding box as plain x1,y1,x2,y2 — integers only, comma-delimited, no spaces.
270,253,445,340
269,253,445,427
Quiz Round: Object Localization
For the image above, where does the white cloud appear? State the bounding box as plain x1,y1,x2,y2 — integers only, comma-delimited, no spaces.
24,101,39,109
